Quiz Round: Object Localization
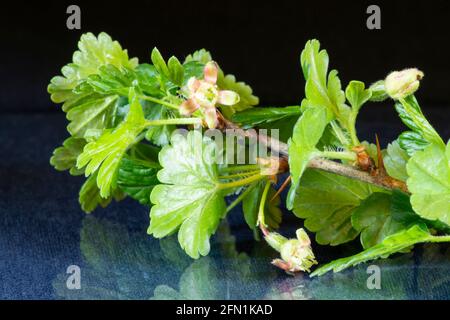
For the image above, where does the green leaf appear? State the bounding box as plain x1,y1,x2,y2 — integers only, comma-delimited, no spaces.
257,116,298,143
79,174,125,213
182,61,205,83
145,51,183,94
150,47,170,79
117,155,160,205
407,141,450,226
135,64,162,96
129,142,161,162
231,106,301,128
345,81,372,113
216,70,259,117
396,96,441,143
398,131,430,157
48,32,138,102
148,131,227,259
77,88,146,198
68,64,143,132
80,64,136,96
50,137,87,175
66,94,120,137
167,56,184,86
391,189,440,231
300,39,349,123
184,49,213,64
286,106,329,209
316,124,344,150
143,100,176,146
311,225,450,276
48,32,138,137
351,192,414,249
242,181,282,230
78,64,179,148
293,169,385,246
384,140,410,181
182,50,210,87
395,95,444,155
368,80,388,102
343,80,371,146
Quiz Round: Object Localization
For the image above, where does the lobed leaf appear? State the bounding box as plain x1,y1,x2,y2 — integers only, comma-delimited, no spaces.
148,131,227,259
48,33,138,137
286,106,329,209
384,140,410,182
48,32,138,102
77,88,146,198
66,94,120,137
80,64,136,96
311,225,447,276
395,95,444,155
50,137,86,175
231,106,301,128
293,169,385,246
345,80,372,113
184,49,212,64
117,155,160,205
351,192,416,249
407,141,450,226
391,189,440,232
216,71,259,117
300,39,349,124
79,173,125,213
398,131,430,157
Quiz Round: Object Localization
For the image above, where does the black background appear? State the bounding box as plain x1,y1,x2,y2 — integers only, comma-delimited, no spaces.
2,0,450,114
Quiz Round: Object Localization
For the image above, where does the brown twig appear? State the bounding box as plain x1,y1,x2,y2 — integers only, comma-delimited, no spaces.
217,113,408,193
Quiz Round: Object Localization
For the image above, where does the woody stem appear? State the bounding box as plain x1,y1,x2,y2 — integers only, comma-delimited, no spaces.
218,114,407,192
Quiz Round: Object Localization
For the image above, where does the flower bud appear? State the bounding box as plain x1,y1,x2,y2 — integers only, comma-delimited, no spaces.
264,231,288,252
384,68,424,100
264,228,317,273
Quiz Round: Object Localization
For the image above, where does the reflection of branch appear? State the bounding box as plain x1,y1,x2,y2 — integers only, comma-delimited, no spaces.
218,114,407,192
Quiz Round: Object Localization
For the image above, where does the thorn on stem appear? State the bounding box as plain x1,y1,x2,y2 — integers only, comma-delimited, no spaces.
375,133,385,171
270,176,291,202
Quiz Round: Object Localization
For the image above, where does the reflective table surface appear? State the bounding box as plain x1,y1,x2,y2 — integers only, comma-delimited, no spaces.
1,113,449,300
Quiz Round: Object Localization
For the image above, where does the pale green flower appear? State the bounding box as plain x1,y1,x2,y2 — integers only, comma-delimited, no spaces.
265,228,317,273
385,68,424,100
179,61,240,128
